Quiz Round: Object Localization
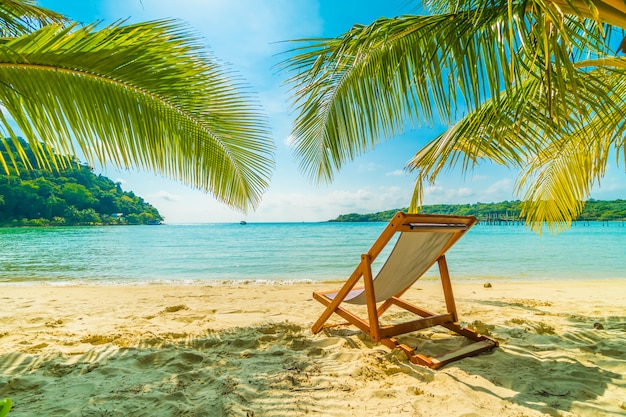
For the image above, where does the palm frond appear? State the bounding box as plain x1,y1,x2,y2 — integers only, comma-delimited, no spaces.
285,5,611,183
0,20,274,212
0,0,67,38
407,63,626,231
516,64,626,231
516,126,614,233
546,0,626,28
423,0,626,28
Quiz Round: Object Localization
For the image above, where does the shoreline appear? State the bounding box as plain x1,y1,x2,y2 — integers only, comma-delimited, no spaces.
1,276,625,287
1,279,625,416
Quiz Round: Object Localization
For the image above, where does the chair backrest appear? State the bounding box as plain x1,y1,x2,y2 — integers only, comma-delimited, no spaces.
345,220,471,305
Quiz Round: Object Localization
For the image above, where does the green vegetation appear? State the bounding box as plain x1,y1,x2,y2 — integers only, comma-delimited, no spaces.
286,0,626,233
330,200,626,223
0,140,162,227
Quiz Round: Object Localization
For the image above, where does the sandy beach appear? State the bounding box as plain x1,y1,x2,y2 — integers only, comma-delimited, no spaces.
0,279,625,416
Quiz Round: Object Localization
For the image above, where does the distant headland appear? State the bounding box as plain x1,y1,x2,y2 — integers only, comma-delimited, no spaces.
329,200,626,223
0,138,163,227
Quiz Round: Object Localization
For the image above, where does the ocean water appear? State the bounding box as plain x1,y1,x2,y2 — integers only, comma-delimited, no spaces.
0,222,625,284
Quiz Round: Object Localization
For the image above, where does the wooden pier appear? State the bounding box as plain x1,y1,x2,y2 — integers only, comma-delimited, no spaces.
478,213,626,226
479,212,524,225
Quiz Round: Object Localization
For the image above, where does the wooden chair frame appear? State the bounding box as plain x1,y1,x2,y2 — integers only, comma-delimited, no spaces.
312,212,498,369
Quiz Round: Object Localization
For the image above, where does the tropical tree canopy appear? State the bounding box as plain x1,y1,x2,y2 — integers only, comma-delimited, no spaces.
285,0,626,232
0,0,274,213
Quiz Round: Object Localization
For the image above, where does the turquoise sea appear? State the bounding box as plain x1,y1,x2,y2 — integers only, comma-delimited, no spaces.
0,222,625,284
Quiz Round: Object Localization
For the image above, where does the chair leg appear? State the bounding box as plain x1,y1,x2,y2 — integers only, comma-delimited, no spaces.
311,262,365,333
438,255,458,322
361,254,381,341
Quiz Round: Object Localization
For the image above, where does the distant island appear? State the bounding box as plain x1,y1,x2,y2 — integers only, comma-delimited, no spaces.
330,200,626,223
0,139,163,227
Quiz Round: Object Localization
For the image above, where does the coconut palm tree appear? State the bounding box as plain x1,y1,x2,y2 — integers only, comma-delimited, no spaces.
0,0,274,213
285,0,626,231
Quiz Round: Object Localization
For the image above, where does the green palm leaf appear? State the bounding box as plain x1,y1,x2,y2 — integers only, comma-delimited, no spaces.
0,0,66,37
407,63,626,231
517,66,626,231
0,20,274,212
285,3,611,184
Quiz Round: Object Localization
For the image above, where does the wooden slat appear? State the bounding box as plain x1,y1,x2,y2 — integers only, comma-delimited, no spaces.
313,293,371,334
379,314,454,339
383,338,498,369
311,260,365,333
366,212,406,261
389,297,437,318
428,340,498,370
408,223,468,231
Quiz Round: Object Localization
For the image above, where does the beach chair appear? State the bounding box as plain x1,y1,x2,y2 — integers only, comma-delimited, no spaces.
312,212,498,369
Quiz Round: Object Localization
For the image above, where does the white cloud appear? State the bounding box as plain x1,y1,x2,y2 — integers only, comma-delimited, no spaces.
153,190,181,202
470,174,489,182
114,177,127,184
484,179,514,197
385,169,405,177
246,185,413,222
357,162,383,173
457,187,474,197
421,177,517,205
423,185,475,203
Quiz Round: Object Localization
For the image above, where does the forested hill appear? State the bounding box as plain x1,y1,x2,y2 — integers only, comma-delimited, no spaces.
330,200,626,222
0,139,163,226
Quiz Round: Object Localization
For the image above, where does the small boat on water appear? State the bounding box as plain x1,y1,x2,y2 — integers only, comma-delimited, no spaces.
240,220,247,225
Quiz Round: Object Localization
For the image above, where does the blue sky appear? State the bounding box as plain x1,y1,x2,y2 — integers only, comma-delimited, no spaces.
37,0,626,223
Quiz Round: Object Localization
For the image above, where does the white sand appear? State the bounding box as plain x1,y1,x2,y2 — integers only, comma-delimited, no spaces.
0,279,625,416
